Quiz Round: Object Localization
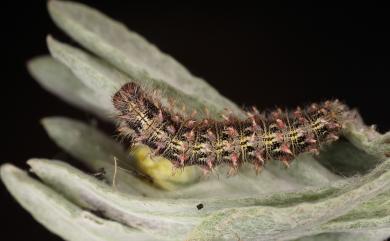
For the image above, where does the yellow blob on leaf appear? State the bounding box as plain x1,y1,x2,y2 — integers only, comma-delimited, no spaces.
130,145,200,190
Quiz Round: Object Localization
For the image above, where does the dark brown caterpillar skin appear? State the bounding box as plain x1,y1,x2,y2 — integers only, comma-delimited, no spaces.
113,82,346,173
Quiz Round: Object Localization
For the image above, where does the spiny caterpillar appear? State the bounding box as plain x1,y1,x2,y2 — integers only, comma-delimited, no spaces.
113,82,347,173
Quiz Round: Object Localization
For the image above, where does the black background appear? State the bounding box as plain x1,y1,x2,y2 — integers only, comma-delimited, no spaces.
1,1,390,240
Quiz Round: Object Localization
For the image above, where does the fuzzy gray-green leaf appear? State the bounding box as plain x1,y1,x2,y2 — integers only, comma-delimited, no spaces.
47,35,235,119
27,158,390,241
188,159,390,240
25,157,386,217
0,164,158,241
296,231,390,241
28,159,200,241
47,36,125,115
47,0,243,118
319,121,389,176
28,55,111,121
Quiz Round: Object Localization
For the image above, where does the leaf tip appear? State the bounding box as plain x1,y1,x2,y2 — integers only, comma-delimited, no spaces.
26,159,42,171
0,163,16,179
47,0,62,15
0,163,25,190
46,34,55,47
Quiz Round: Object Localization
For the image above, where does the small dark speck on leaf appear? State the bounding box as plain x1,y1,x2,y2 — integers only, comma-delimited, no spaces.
196,203,204,210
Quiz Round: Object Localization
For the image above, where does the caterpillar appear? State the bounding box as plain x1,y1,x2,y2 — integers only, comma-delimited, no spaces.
113,82,347,173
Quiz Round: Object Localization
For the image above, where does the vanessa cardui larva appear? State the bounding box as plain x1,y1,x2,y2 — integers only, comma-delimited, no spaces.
113,82,346,173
